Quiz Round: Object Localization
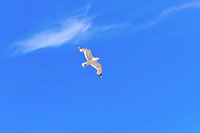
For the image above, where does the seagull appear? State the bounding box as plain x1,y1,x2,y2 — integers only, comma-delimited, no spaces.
78,47,102,77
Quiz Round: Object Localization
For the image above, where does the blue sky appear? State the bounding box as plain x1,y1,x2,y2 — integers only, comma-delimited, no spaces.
0,0,200,133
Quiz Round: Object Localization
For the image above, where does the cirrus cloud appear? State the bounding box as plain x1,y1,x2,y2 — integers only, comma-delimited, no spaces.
148,1,200,26
13,18,92,53
12,1,124,54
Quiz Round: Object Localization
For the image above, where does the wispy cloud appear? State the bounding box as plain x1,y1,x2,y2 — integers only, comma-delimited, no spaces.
147,1,200,26
12,1,123,54
84,0,93,16
14,18,92,53
94,24,128,31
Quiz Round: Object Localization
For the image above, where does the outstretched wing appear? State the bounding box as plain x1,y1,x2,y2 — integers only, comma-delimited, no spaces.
78,47,94,60
91,62,102,77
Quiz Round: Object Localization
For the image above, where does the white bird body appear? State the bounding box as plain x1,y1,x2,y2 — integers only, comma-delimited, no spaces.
82,58,100,67
78,47,102,77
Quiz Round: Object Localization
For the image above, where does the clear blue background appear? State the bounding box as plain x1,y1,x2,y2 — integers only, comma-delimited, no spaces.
0,0,200,133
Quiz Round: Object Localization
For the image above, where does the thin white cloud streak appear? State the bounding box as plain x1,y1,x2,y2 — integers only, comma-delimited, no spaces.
13,18,124,53
95,24,128,31
72,23,127,45
13,19,123,53
14,18,92,53
148,1,200,26
84,0,93,16
13,1,125,54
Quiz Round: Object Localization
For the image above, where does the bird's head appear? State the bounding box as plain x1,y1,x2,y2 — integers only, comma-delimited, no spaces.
94,57,101,61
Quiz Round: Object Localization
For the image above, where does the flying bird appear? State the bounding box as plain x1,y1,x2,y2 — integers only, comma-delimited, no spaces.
78,47,102,77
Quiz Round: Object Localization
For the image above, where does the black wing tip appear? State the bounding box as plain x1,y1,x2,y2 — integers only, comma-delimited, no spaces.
98,73,102,78
78,47,82,49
